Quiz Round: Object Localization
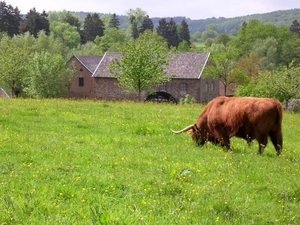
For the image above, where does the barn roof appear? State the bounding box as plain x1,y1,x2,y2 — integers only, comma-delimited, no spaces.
92,52,210,79
73,55,103,74
93,52,121,78
166,52,210,79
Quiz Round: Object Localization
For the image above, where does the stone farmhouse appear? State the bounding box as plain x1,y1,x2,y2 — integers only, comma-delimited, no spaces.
68,52,226,102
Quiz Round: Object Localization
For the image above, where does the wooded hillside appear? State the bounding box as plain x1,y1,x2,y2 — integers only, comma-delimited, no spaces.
75,8,300,34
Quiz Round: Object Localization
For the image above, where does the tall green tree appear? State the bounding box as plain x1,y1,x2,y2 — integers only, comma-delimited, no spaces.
34,31,66,57
63,11,81,32
215,33,231,46
200,24,219,43
22,8,50,37
73,41,98,55
203,44,245,95
251,37,278,70
235,53,260,79
289,20,300,36
0,1,21,36
280,34,300,68
178,19,191,47
177,40,191,52
109,30,171,101
139,15,154,34
48,10,84,43
48,10,81,32
261,64,300,108
190,31,202,43
83,13,105,43
126,8,147,38
167,18,179,48
25,51,75,98
108,13,120,29
156,18,168,40
95,27,127,53
230,19,278,55
156,18,180,49
99,15,111,28
50,21,81,50
236,63,300,108
0,36,30,97
130,18,139,39
202,30,218,43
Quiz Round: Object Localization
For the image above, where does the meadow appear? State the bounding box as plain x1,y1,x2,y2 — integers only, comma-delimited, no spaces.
0,98,299,225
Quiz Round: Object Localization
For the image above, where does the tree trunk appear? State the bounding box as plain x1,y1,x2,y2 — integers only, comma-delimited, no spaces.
138,90,141,102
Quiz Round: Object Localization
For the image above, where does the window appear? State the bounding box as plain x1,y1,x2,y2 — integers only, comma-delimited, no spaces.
205,82,209,92
211,82,214,91
79,77,84,87
180,83,187,92
159,83,166,91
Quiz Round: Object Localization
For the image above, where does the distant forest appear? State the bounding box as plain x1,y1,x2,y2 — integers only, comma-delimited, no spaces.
75,8,300,34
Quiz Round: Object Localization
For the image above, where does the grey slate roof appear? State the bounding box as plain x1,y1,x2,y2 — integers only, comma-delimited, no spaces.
74,55,103,73
92,52,210,79
166,52,210,79
92,52,121,78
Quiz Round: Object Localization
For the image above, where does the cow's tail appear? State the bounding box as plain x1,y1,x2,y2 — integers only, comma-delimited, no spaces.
274,101,283,155
276,101,283,126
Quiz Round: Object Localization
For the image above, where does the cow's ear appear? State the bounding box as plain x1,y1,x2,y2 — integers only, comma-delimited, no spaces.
192,124,200,134
192,124,197,131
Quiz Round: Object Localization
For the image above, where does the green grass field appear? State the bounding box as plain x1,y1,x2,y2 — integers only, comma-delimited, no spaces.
0,98,299,224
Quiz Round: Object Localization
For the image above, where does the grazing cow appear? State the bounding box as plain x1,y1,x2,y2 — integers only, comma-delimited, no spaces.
171,96,283,155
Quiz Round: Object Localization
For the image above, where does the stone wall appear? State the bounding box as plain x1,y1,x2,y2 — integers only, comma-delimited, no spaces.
94,77,143,101
200,77,221,102
69,58,94,99
161,79,201,102
94,77,221,103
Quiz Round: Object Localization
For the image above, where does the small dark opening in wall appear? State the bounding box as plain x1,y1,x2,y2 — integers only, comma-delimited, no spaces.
80,68,83,72
145,91,177,103
79,77,84,87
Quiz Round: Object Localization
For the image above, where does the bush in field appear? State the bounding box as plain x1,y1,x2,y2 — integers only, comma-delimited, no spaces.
236,64,300,109
180,94,196,104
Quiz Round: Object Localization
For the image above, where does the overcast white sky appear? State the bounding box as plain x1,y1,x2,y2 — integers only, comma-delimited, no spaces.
6,0,300,19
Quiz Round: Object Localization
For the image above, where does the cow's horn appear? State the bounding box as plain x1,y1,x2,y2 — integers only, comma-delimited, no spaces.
170,124,194,134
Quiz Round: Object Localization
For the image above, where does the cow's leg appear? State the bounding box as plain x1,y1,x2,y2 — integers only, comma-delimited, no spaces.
246,135,252,146
223,139,231,151
269,131,283,156
215,133,231,150
257,135,268,155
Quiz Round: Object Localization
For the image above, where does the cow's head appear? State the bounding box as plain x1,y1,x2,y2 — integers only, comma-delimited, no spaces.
189,124,205,145
171,124,207,145
171,124,218,146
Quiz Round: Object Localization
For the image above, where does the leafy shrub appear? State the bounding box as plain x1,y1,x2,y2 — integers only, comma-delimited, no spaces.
180,94,196,104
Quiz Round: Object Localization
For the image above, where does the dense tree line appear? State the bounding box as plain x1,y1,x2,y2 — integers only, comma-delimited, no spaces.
0,2,190,48
0,1,299,103
0,1,21,36
0,2,115,45
0,2,192,98
204,19,300,106
74,9,300,35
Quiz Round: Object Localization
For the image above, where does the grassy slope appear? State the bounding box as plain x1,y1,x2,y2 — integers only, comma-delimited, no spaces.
0,99,299,224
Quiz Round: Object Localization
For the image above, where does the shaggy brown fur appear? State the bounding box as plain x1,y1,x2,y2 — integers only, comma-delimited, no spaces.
172,96,283,155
